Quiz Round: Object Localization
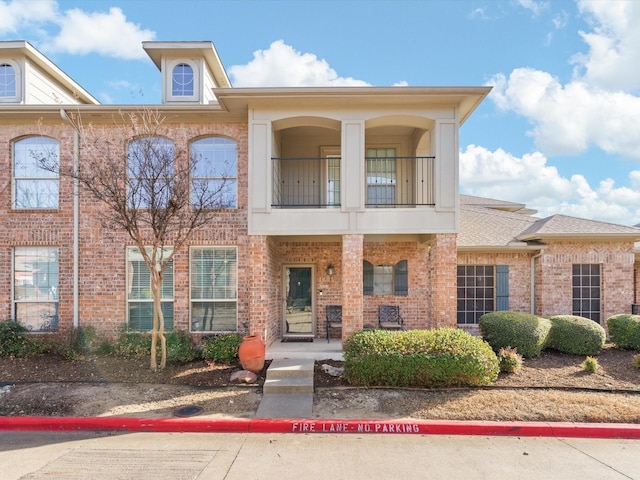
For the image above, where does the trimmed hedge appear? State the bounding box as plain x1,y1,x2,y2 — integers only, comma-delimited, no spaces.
546,315,605,355
343,328,499,388
479,311,551,358
607,314,640,351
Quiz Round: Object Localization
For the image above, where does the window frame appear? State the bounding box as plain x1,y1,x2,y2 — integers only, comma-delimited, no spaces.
572,263,601,323
189,246,238,333
366,147,397,207
0,61,20,102
126,246,174,331
13,246,59,333
190,136,238,209
363,259,408,296
13,136,59,210
167,59,199,102
127,136,174,209
456,265,496,325
172,63,194,97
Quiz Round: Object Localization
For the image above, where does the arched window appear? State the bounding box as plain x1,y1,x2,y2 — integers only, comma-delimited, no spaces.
13,136,59,209
172,63,194,97
191,137,237,209
0,63,16,98
127,137,174,209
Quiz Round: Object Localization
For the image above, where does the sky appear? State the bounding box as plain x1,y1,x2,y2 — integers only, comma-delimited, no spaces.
2,0,640,225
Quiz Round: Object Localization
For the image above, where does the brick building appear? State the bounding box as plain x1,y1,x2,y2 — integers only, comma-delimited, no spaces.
1,40,638,347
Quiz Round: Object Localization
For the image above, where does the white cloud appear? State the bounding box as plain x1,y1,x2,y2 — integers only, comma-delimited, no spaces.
460,144,640,225
229,40,370,87
572,0,640,91
46,7,155,59
0,0,58,34
488,68,640,158
517,0,549,16
487,0,640,161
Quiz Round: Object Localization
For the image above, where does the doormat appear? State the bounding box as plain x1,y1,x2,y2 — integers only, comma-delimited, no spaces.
282,337,314,343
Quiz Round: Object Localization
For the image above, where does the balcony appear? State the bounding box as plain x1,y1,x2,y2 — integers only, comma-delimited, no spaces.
271,156,435,209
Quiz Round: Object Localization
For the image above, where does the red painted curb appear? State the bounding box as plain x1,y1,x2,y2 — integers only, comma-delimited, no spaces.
1,416,640,438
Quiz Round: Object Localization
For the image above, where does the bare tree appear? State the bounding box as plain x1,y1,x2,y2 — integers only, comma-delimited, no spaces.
40,109,233,370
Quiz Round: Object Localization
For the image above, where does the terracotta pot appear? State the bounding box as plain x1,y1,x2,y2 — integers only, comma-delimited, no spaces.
238,335,265,373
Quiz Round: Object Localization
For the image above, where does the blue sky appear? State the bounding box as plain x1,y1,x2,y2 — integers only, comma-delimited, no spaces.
2,0,640,225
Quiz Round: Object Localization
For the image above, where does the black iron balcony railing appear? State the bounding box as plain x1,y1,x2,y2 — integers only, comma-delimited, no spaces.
272,157,341,208
271,156,436,208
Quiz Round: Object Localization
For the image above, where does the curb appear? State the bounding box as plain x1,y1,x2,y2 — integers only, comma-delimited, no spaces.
1,417,640,439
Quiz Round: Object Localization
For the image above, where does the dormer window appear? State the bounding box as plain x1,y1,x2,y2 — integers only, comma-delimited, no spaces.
172,63,194,97
0,63,17,100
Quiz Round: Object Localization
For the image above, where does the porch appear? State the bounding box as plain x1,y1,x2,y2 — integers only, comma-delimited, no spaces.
266,338,344,361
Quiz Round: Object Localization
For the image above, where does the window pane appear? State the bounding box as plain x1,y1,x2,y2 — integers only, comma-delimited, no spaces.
126,247,174,331
14,137,59,209
14,179,59,209
172,63,194,96
373,265,393,294
366,148,396,206
190,246,238,332
571,264,601,322
127,137,174,209
14,247,59,332
456,264,495,325
191,137,237,208
0,63,16,97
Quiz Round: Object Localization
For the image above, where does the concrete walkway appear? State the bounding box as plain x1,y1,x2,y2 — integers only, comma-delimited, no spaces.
255,358,314,418
2,431,640,480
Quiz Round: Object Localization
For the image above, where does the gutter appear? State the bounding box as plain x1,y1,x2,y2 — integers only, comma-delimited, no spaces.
60,109,79,329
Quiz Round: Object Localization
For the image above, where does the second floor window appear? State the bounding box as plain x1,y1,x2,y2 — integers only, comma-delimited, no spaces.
172,63,194,97
127,137,174,209
0,63,16,98
366,148,396,207
13,136,59,209
191,137,237,208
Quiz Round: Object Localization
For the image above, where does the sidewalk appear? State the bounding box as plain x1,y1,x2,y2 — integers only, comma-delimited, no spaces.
2,430,639,480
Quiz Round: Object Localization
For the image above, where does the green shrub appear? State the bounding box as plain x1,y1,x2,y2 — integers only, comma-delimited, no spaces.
607,314,640,351
343,328,499,388
633,354,640,369
498,346,523,373
546,315,605,355
582,356,599,373
0,319,39,358
201,334,243,364
113,331,152,357
479,311,551,358
165,330,200,363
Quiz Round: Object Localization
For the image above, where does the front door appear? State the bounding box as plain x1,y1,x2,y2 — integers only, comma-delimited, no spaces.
283,266,314,338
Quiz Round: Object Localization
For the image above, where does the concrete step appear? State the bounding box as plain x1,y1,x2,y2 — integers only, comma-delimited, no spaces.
255,393,313,418
267,358,314,378
263,376,313,395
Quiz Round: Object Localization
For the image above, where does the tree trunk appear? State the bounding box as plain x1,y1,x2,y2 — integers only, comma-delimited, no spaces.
150,267,166,371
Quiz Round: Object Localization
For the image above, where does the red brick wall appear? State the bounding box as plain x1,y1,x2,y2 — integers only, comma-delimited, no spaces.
535,241,635,324
429,234,457,328
1,120,250,339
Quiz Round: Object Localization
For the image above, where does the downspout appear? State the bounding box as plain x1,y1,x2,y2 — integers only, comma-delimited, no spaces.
530,248,546,314
60,109,80,329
